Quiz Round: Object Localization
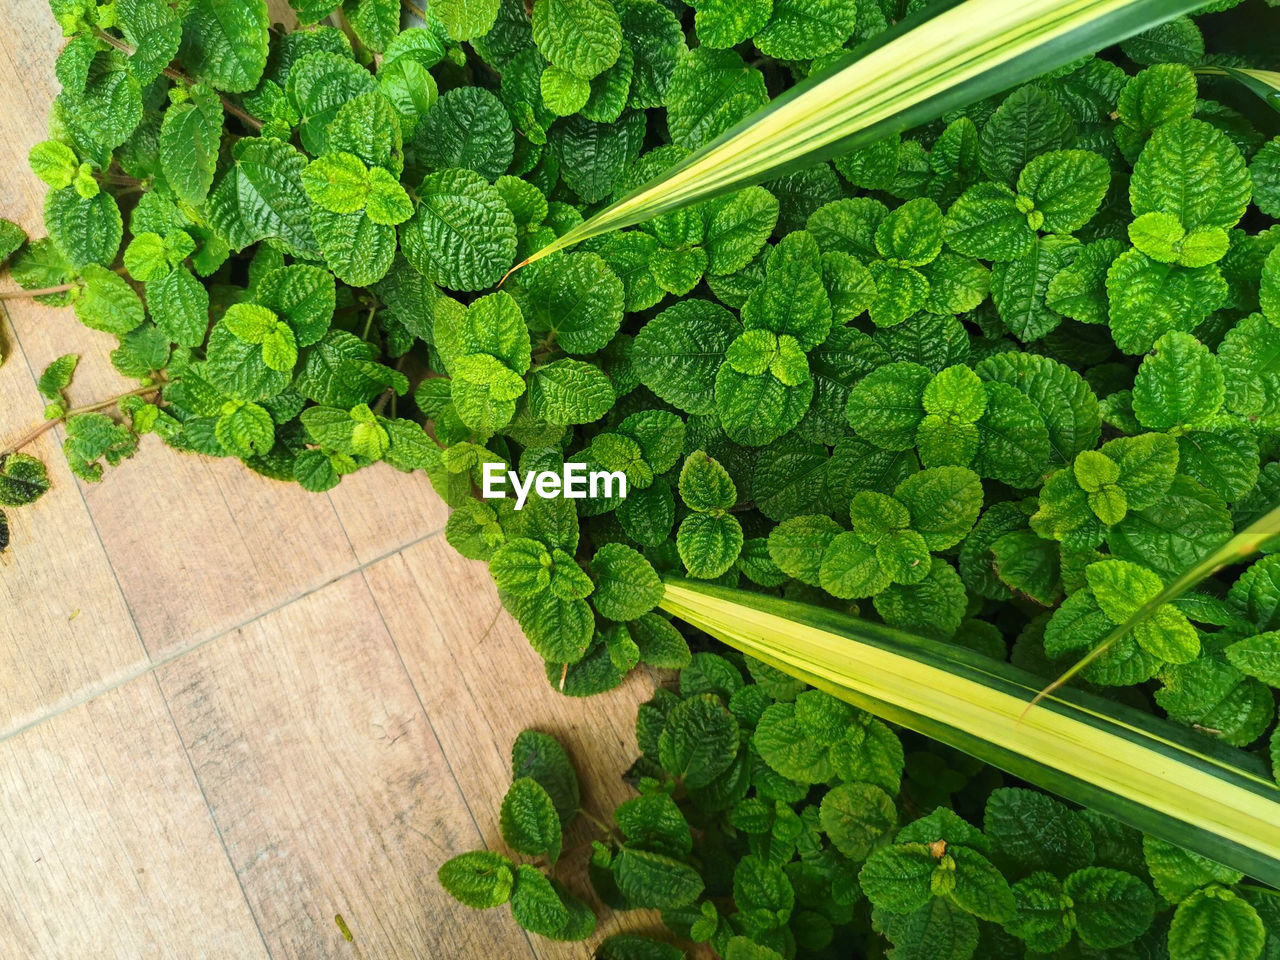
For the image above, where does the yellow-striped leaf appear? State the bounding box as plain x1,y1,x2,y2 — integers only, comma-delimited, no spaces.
661,579,1280,886
516,0,1207,272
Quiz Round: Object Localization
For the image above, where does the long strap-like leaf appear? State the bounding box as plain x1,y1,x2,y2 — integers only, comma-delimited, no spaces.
1198,66,1280,113
660,579,1280,885
516,0,1205,270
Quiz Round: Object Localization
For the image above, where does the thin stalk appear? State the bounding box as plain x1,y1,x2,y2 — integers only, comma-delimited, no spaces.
402,0,428,20
0,284,75,300
1,384,164,459
95,29,264,131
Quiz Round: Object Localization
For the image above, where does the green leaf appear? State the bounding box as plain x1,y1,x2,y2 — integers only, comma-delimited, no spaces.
612,846,704,910
179,0,269,93
311,207,397,287
63,412,138,483
286,52,379,155
37,354,78,402
75,264,143,335
1016,149,1110,233
754,0,857,60
1144,836,1243,903
677,512,743,580
255,264,336,349
1132,332,1224,429
511,591,595,663
846,361,930,451
215,400,275,458
658,692,738,788
595,935,684,960
509,864,570,936
346,0,399,52
979,85,1076,185
590,543,662,621
949,845,1015,922
45,187,121,268
984,787,1093,879
302,152,370,214
431,0,500,40
1219,312,1280,426
868,261,929,328
532,0,622,81
820,781,896,861
874,557,968,640
207,138,318,258
511,729,580,829
1169,886,1265,960
527,359,615,424
1130,118,1252,232
414,87,514,182
524,253,624,355
1225,632,1280,687
401,168,517,291
1064,867,1155,949
943,182,1031,261
691,0,769,50
894,467,982,551
0,454,51,507
1106,250,1228,355
1045,238,1123,326
629,613,690,669
491,537,553,597
991,235,1077,342
877,897,979,960
28,140,78,191
666,48,768,150
1156,656,1272,747
1117,63,1197,142
437,850,514,909
678,451,736,512
859,843,937,914
500,777,563,861
1250,137,1280,219
159,86,223,207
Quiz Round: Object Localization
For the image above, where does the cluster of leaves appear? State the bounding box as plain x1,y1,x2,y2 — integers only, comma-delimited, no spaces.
440,652,1280,959
2,0,1280,953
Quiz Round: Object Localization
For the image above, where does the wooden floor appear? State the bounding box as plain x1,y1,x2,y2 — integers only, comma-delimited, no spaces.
0,5,658,957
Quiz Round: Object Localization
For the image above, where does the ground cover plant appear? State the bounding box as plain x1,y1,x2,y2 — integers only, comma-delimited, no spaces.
442,675,1280,957
2,0,1280,956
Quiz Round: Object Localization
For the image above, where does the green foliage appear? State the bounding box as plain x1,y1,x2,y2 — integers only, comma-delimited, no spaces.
6,6,1280,956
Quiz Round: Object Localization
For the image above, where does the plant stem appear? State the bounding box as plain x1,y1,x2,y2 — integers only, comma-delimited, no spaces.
1,384,164,459
0,284,75,300
94,29,264,131
402,0,428,19
576,809,615,836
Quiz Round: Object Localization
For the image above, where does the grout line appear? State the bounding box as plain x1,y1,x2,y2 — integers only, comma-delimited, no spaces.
0,523,446,745
148,671,276,958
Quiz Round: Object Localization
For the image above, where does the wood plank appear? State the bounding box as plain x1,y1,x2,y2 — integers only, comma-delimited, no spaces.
0,1,150,734
363,538,659,958
158,571,535,960
326,464,448,565
81,445,362,658
0,676,269,959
